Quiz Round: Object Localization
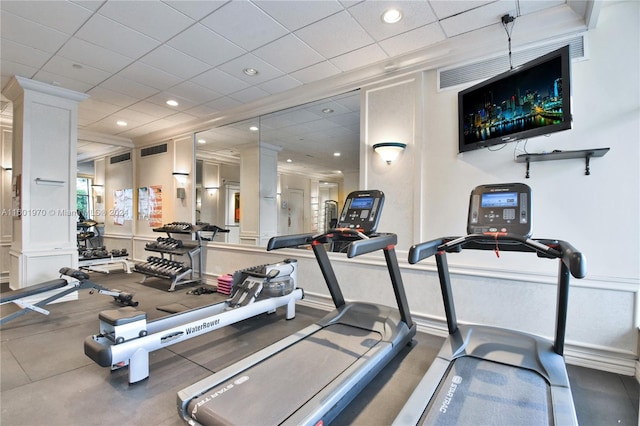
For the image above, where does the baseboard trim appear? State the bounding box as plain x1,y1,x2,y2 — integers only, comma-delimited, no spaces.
298,293,639,377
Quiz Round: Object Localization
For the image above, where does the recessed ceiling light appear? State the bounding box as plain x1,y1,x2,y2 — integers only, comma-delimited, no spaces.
286,158,292,163
116,120,128,127
197,139,207,144
382,8,402,24
243,68,259,76
322,108,334,114
249,125,259,132
333,152,341,157
166,99,179,107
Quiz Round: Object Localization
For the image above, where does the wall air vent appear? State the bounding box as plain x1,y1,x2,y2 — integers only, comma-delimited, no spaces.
140,143,168,157
439,33,586,91
110,152,131,164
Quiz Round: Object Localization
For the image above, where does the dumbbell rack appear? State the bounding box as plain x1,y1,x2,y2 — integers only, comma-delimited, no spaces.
134,222,203,291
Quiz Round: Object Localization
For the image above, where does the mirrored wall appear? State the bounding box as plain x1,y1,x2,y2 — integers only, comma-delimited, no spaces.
195,90,360,245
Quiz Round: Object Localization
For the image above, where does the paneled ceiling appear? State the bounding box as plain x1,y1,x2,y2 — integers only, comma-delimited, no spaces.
0,0,600,174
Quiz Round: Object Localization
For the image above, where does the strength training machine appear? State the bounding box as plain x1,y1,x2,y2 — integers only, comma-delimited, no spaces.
1,268,137,326
393,183,586,426
178,190,416,426
84,259,303,384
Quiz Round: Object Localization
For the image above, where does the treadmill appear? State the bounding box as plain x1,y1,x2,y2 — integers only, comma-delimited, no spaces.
178,190,416,425
394,183,586,426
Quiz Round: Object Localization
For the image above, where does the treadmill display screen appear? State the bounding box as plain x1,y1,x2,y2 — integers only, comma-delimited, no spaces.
350,197,374,209
337,191,384,234
481,192,518,208
467,183,532,237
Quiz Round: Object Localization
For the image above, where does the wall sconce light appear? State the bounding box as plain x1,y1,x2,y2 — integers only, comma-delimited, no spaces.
373,142,407,164
173,172,189,199
205,186,219,195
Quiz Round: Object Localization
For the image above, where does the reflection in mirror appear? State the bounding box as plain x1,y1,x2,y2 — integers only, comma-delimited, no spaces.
195,118,259,244
195,90,360,244
76,140,134,253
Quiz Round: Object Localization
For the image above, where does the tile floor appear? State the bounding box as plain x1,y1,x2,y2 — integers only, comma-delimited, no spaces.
1,270,638,426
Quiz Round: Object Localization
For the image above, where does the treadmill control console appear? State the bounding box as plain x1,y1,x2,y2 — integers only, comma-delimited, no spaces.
337,190,384,235
467,183,532,237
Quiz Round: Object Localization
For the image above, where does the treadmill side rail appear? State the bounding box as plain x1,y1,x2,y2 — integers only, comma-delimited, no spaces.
551,386,579,425
392,357,450,426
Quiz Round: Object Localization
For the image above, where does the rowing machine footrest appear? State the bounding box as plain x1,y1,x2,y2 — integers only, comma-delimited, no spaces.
99,307,147,343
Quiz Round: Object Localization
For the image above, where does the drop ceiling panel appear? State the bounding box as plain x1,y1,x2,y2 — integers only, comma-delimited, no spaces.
99,75,159,99
166,23,246,67
439,1,513,37
379,23,446,57
218,53,285,84
289,61,341,84
145,92,199,111
163,81,224,105
127,100,179,119
40,56,111,86
295,10,375,58
57,37,133,73
117,61,183,90
1,62,37,88
253,0,344,31
163,0,228,20
258,75,302,95
139,45,211,80
97,0,195,42
330,43,388,72
0,0,93,35
86,86,138,108
253,34,326,74
0,39,51,70
429,0,494,20
0,11,69,53
228,86,270,104
32,70,94,92
200,1,289,51
348,0,438,41
190,68,250,96
74,14,160,59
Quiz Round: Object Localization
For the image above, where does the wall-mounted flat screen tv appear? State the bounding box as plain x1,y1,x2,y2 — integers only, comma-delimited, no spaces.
458,45,572,153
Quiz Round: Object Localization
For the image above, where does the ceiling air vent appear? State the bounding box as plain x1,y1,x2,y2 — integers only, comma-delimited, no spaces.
141,143,168,157
110,152,131,164
439,33,586,91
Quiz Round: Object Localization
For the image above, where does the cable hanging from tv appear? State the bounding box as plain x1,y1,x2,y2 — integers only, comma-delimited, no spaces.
501,14,517,70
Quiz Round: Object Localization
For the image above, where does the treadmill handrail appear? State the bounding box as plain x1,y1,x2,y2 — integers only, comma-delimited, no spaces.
267,228,374,253
267,233,314,250
409,234,586,279
347,233,396,258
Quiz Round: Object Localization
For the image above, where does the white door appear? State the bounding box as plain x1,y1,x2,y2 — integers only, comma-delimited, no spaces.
287,189,304,234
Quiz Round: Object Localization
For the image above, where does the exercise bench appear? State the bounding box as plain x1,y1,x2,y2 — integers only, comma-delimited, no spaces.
1,268,137,325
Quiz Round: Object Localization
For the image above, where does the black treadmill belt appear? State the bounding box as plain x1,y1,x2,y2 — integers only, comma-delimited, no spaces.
188,323,382,426
422,357,552,425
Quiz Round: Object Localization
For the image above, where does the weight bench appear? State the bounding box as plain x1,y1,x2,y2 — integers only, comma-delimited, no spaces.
1,268,137,325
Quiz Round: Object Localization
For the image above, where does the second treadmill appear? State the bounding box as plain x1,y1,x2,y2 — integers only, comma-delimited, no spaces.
178,190,416,425
393,183,586,425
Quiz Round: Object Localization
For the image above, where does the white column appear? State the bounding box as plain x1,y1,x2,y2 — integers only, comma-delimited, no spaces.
3,76,88,288
239,142,280,246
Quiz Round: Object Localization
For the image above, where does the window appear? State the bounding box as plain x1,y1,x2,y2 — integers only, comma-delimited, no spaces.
77,177,92,220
